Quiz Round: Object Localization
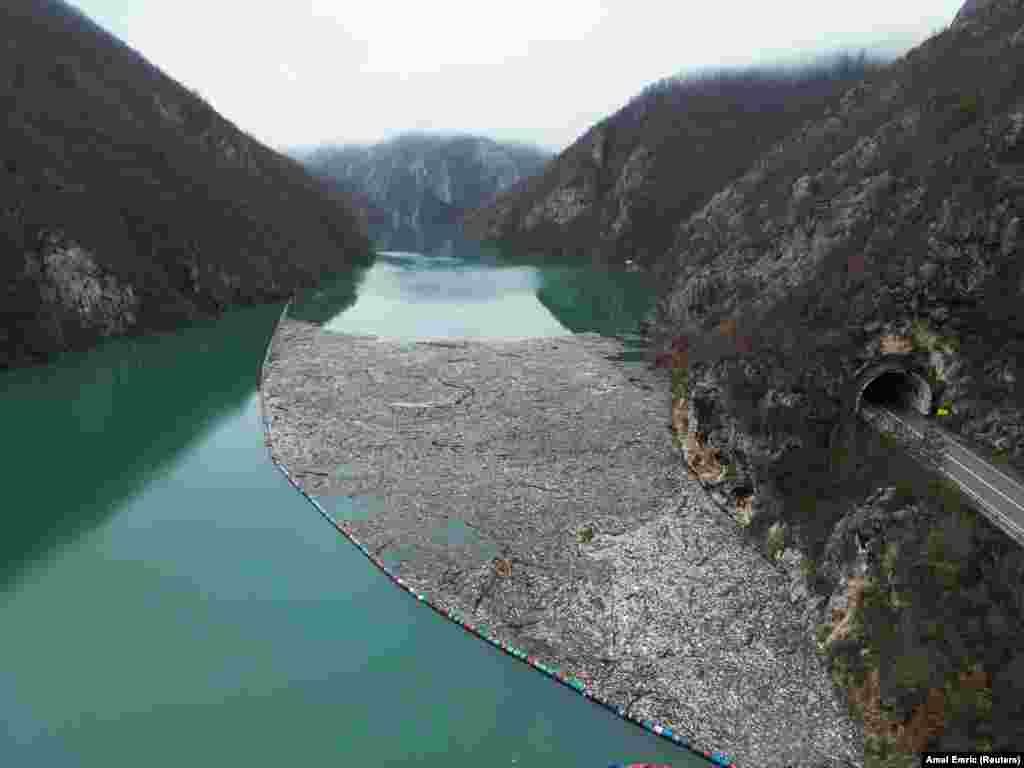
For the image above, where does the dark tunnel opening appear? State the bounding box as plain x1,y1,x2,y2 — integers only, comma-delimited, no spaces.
859,370,932,414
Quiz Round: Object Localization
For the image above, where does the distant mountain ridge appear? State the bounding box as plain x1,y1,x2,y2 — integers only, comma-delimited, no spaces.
463,52,890,267
2,0,372,368
300,134,550,252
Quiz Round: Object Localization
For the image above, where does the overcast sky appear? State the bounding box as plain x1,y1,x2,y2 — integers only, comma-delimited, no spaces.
73,0,967,154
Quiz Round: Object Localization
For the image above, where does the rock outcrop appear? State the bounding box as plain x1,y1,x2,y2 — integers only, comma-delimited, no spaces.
2,0,372,369
301,134,550,252
464,53,888,269
649,0,1024,757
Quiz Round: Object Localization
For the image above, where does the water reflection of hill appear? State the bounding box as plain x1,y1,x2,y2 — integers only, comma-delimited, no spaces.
287,241,657,349
0,303,284,590
288,265,372,325
534,267,656,339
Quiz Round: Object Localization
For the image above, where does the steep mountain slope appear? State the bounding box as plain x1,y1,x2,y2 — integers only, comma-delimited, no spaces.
463,54,886,267
650,0,1024,757
301,134,550,252
1,0,373,369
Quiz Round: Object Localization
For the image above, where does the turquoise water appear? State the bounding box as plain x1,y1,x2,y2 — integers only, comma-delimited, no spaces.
290,245,656,356
0,248,703,767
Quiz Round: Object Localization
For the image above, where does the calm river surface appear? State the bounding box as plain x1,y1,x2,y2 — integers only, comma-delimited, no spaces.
0,245,705,767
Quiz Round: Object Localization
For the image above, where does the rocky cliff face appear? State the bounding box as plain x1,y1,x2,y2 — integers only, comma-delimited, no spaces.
2,0,372,369
302,134,550,252
650,0,1024,757
464,54,887,268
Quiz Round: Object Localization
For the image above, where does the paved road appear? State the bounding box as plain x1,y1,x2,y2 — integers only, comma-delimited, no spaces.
864,405,1024,547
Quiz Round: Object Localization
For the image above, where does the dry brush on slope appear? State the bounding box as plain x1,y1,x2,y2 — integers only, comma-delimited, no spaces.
1,0,373,368
649,0,1024,757
464,52,887,268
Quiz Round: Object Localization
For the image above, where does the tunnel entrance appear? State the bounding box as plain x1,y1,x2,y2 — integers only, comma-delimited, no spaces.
859,369,932,415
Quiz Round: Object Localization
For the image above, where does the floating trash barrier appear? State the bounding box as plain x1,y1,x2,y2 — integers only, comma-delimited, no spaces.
256,297,737,768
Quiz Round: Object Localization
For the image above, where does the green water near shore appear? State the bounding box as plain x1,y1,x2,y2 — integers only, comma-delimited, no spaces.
290,242,656,353
0,248,703,767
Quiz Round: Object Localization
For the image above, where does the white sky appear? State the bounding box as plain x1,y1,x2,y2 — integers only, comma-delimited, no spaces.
73,0,967,153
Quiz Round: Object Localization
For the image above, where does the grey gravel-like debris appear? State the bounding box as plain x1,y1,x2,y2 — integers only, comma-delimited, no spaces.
262,317,864,768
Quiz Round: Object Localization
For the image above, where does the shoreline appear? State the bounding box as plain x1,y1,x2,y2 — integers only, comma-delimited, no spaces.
258,311,863,768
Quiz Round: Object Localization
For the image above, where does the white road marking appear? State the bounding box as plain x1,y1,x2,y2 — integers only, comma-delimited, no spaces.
938,432,1024,495
883,407,1024,496
869,406,1024,532
940,450,1024,514
934,464,1024,538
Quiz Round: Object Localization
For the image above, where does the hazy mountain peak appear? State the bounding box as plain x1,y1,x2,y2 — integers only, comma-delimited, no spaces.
463,49,889,266
298,134,550,252
953,0,1014,27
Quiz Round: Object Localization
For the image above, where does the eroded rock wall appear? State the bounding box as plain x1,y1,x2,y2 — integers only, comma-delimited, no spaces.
651,0,1024,755
2,0,372,368
301,135,551,252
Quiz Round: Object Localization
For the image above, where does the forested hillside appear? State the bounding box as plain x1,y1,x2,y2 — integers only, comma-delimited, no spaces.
464,53,886,267
1,0,373,368
648,0,1024,758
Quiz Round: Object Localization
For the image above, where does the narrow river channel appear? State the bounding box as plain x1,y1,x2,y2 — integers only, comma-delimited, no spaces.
1,244,706,767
